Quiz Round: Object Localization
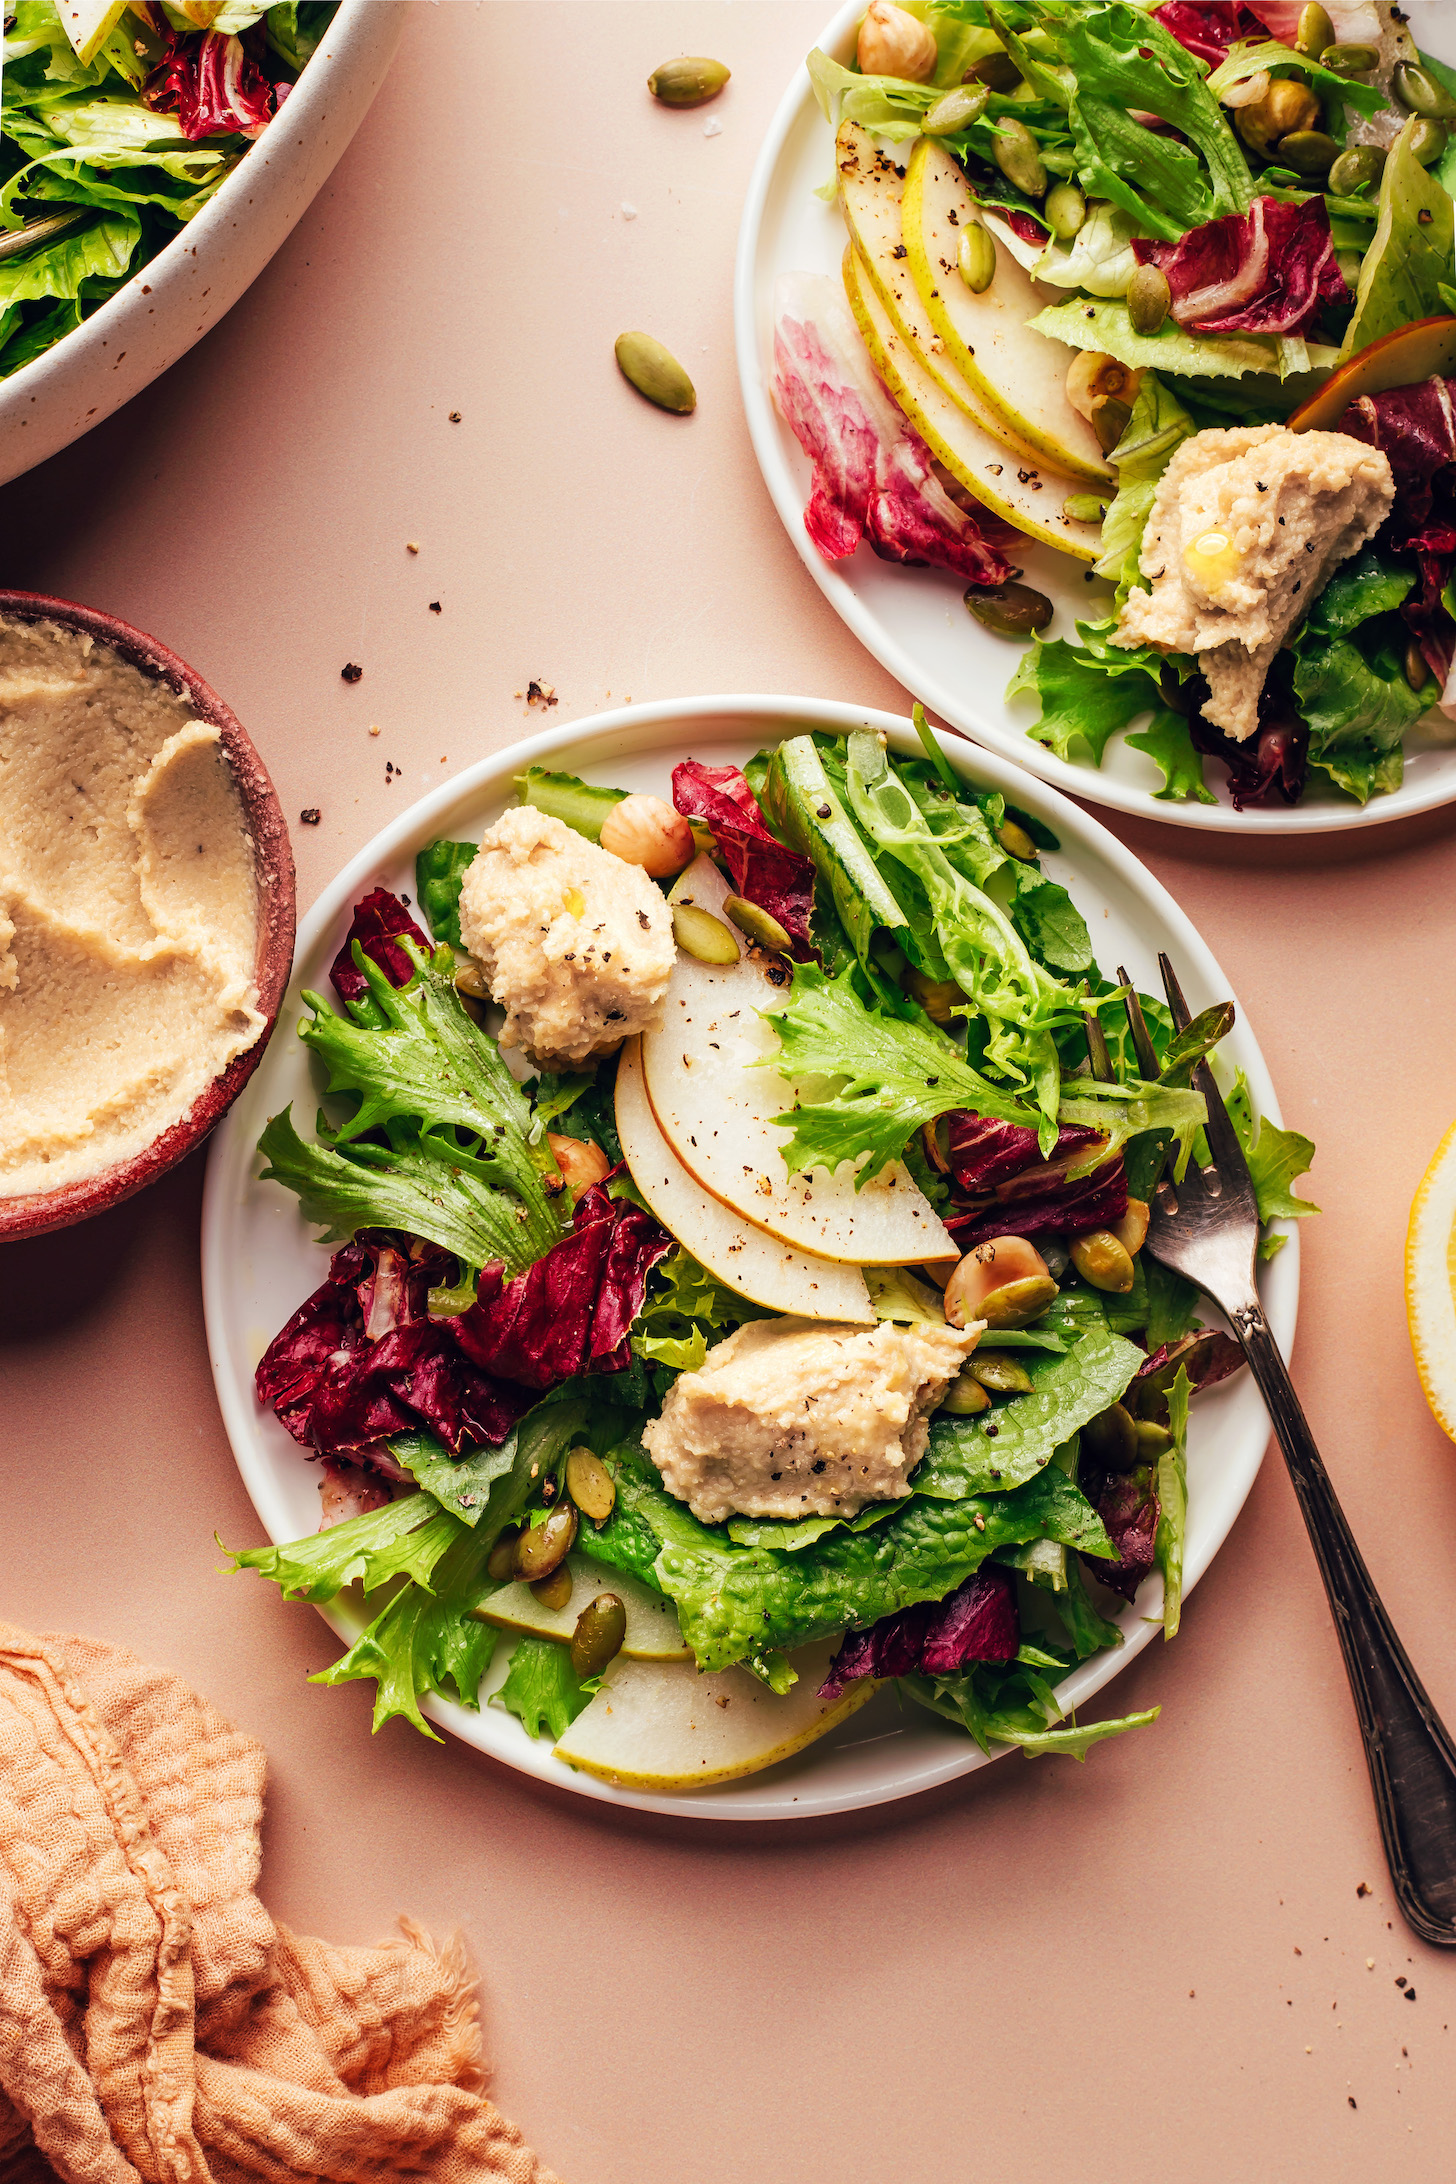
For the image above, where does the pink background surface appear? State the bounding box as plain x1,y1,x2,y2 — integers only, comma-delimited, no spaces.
4,5,1456,2176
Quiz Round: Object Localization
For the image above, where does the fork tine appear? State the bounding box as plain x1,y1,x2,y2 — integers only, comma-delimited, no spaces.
1117,965,1161,1081
1158,953,1249,1178
1083,1004,1115,1082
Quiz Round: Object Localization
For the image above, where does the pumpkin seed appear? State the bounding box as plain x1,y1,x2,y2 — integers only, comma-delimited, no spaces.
1135,1420,1174,1459
672,902,740,963
1083,1402,1138,1469
486,1528,520,1583
991,117,1047,199
571,1593,628,1679
1070,1229,1135,1293
566,1445,617,1522
902,965,967,1024
1127,262,1171,335
1328,143,1386,195
978,1275,1059,1329
997,818,1038,862
1320,42,1379,77
1295,3,1332,56
614,331,696,414
1409,118,1449,168
1065,492,1110,523
1044,181,1086,241
1278,128,1339,178
1091,395,1131,453
969,1353,1033,1394
923,84,989,135
964,580,1053,637
1396,62,1456,119
940,1370,992,1415
957,223,996,294
647,55,730,106
514,1503,577,1582
1406,640,1433,693
530,1565,573,1612
723,893,793,954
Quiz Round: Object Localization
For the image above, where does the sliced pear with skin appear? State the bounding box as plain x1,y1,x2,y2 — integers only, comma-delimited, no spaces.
843,246,1103,562
903,137,1110,489
473,1554,690,1661
553,1640,877,1790
1287,315,1456,432
55,0,128,63
617,1039,874,1322
640,855,955,1267
836,120,1047,467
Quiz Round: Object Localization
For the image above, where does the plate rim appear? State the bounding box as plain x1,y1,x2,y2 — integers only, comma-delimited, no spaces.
202,692,1299,1820
732,0,1456,837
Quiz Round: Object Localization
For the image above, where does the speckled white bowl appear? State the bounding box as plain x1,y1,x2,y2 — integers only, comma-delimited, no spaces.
0,0,403,487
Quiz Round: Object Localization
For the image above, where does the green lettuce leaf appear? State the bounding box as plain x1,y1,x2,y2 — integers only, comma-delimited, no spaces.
912,1324,1145,1499
1126,709,1217,805
905,1667,1157,1760
631,1247,769,1372
1154,1366,1191,1640
1289,549,1430,804
415,838,477,949
1006,616,1167,766
1341,117,1456,360
1095,372,1198,595
1226,1070,1318,1256
1031,295,1317,382
496,1636,593,1741
387,1428,523,1527
226,1492,458,1603
0,208,137,304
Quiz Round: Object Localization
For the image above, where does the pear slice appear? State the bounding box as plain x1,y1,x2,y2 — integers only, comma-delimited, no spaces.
640,855,955,1267
617,1038,874,1321
553,1640,877,1790
836,119,1045,466
1287,314,1456,432
474,1555,690,1661
842,246,1103,562
55,0,128,63
902,138,1110,488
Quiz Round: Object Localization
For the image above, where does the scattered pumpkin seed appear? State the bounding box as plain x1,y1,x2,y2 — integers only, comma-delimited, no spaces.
923,83,989,134
964,580,1053,637
1044,181,1086,241
1295,3,1333,57
647,55,730,106
723,893,793,954
1328,143,1386,195
1395,62,1456,119
991,116,1047,199
1065,492,1110,523
614,331,696,414
571,1592,629,1679
566,1445,617,1522
672,902,740,963
1127,262,1171,335
958,223,996,294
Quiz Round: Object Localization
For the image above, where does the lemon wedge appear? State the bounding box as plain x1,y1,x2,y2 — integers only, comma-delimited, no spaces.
1406,1117,1456,1441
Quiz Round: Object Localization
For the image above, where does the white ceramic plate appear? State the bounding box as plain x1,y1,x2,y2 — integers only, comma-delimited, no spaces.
735,1,1456,834
0,0,402,488
202,695,1299,1818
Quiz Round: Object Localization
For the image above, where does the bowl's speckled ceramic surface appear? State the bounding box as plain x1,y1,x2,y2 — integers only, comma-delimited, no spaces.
0,591,296,1242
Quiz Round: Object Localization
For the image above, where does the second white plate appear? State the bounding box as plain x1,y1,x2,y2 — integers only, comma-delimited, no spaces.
735,0,1456,834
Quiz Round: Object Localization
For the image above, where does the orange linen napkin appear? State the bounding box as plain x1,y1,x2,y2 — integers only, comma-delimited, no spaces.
0,1623,557,2184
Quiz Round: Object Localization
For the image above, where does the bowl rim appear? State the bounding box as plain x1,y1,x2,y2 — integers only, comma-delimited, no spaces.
0,589,296,1242
0,0,384,415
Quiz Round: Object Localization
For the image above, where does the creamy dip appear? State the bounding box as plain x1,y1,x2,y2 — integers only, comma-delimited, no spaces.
0,615,264,1199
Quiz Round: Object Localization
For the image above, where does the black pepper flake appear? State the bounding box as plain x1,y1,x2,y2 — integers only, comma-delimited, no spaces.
811,1458,827,1474
637,910,651,929
341,662,362,683
892,243,907,259
429,600,442,613
1396,1976,1407,1987
1348,2098,1357,2110
1406,1988,1417,2001
1419,207,1433,226
1357,1883,1369,1897
449,409,462,421
299,807,320,825
817,803,832,818
1256,480,1267,492
984,1424,999,1438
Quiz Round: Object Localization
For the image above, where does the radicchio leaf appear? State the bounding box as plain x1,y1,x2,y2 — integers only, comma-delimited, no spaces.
1081,1473,1160,1603
329,887,432,1006
670,761,818,958
1132,1330,1244,1418
772,272,1013,588
1151,0,1271,66
255,1232,533,1459
1340,378,1456,679
1131,196,1348,340
941,1112,1129,1252
1187,690,1308,809
820,1566,1020,1698
144,29,277,141
454,1176,673,1388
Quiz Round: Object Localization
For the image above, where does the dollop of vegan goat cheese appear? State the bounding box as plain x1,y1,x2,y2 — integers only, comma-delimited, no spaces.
642,1314,983,1525
457,806,675,1068
1113,423,1395,742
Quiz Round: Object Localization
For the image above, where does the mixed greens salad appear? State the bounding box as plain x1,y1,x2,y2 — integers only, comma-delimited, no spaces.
779,1,1456,811
0,2,336,381
233,722,1315,1784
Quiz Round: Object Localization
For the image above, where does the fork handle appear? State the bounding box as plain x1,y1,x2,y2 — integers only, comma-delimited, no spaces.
1232,1297,1456,1945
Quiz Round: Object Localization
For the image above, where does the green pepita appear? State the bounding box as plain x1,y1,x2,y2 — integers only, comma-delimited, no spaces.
1070,1229,1135,1293
1278,128,1339,178
940,1369,991,1415
1328,143,1386,195
978,1275,1059,1330
1409,117,1450,168
1135,1420,1174,1460
1082,1402,1138,1469
901,965,967,1024
614,331,696,414
969,1353,1034,1394
1295,3,1333,56
923,84,989,135
996,818,1038,862
514,1503,577,1583
1395,62,1456,120
991,116,1047,200
1127,262,1171,336
530,1565,574,1612
1044,181,1086,242
1406,639,1433,694
565,1445,616,1522
672,902,740,964
1065,492,1110,523
957,223,996,294
964,580,1054,638
571,1593,628,1680
1091,395,1132,455
722,893,793,954
1320,42,1379,77
647,55,730,107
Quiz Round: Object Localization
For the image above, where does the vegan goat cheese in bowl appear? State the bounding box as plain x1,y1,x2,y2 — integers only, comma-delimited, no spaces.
0,597,294,1239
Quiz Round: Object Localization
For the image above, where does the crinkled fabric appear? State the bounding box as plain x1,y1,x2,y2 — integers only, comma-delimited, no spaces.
0,1624,556,2184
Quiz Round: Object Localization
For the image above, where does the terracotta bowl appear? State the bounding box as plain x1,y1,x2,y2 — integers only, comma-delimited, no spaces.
0,592,296,1242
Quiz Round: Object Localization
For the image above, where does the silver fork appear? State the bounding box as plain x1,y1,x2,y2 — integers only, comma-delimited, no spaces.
1138,953,1456,1946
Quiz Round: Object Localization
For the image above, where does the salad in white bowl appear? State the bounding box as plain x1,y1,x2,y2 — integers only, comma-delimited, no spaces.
764,0,1456,816
224,713,1314,1794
